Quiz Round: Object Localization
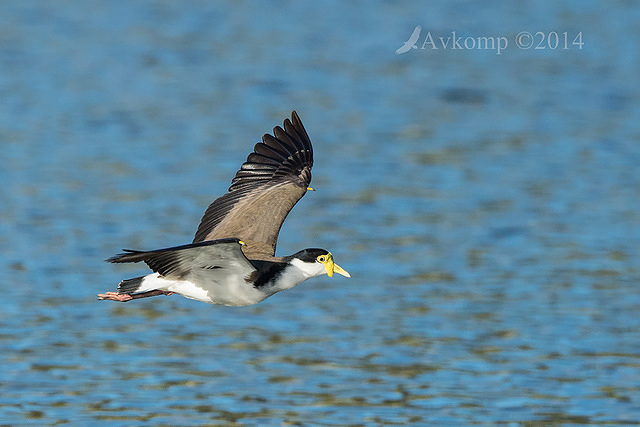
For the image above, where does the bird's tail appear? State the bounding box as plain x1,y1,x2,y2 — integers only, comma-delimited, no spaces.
117,276,145,294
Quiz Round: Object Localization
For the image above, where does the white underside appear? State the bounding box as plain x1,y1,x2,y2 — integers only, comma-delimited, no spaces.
134,273,267,306
134,259,326,307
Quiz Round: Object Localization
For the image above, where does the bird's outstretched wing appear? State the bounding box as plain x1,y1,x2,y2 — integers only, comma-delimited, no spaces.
193,111,313,260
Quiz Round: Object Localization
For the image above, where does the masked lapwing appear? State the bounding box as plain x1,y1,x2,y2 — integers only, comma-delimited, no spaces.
98,111,350,306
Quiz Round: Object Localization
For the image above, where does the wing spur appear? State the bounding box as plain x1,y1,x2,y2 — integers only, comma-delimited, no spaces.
193,111,314,260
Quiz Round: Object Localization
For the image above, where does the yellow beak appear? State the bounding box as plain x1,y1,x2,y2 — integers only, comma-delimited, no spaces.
322,252,351,278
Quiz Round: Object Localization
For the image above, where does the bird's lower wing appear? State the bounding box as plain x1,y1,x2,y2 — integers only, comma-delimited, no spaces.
107,238,256,280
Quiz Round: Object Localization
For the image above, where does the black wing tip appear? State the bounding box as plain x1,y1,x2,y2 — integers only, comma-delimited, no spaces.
227,111,314,192
264,111,312,154
105,249,142,264
281,110,301,129
288,110,309,145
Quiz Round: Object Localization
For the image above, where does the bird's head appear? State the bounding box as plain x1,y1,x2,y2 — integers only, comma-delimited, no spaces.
290,248,351,278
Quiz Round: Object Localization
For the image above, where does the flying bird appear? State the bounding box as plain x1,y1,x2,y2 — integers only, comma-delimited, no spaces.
396,25,422,54
98,111,350,307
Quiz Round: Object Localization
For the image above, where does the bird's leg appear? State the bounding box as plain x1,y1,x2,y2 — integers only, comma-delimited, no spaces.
128,290,174,299
97,290,174,302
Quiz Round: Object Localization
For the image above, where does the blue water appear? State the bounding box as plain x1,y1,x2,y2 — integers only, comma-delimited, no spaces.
1,1,640,425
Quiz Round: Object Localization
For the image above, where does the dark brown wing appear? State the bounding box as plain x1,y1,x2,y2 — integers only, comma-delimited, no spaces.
193,111,313,260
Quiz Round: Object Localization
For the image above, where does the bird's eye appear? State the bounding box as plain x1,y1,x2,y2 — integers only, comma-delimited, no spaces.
317,255,326,263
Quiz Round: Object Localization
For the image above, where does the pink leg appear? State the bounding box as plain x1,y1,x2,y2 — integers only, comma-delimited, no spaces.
97,290,174,302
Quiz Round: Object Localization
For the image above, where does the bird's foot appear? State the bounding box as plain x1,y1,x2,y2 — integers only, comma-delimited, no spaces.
97,291,133,302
